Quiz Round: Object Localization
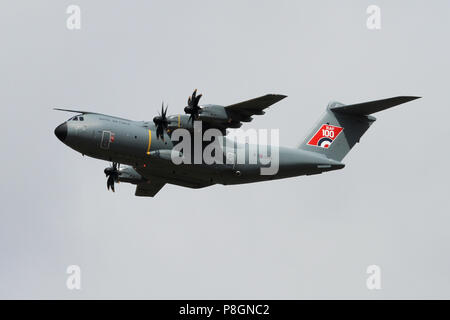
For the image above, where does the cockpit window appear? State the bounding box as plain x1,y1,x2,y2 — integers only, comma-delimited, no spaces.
67,115,85,121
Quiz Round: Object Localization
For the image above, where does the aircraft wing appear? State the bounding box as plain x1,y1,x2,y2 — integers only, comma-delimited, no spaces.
226,94,287,113
135,181,166,197
224,94,287,126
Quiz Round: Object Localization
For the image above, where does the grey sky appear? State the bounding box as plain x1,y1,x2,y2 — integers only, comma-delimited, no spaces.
0,0,449,299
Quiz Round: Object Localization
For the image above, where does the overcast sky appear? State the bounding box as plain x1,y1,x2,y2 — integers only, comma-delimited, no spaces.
0,0,449,299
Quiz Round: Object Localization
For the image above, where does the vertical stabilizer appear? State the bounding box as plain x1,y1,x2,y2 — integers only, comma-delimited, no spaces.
299,96,420,161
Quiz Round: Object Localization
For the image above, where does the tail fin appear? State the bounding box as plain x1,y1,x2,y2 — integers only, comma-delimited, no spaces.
299,96,420,161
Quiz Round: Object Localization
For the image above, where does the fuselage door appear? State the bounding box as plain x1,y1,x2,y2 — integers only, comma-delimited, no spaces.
101,131,111,149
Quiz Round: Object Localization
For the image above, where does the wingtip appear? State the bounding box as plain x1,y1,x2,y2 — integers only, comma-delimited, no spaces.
53,107,71,112
52,108,93,114
402,96,421,101
269,94,287,100
53,108,71,112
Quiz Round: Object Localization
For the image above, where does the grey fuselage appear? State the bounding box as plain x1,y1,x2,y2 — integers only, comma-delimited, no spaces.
54,113,344,189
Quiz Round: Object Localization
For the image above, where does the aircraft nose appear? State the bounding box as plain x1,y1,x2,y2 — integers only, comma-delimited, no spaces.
54,122,67,142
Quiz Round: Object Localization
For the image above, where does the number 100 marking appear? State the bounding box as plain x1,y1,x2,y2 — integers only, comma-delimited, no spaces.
322,129,334,138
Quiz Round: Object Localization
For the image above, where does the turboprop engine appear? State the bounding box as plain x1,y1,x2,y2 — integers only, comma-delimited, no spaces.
104,163,144,192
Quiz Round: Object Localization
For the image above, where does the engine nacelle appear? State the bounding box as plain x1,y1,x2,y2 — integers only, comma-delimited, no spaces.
167,114,194,131
117,166,144,185
197,104,229,122
167,105,232,131
148,149,183,161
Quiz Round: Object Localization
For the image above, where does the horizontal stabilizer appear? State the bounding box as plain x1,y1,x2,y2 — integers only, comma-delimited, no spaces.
330,96,421,116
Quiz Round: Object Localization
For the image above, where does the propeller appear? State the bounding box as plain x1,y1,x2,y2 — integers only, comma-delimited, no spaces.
184,89,202,123
153,102,169,140
104,162,120,192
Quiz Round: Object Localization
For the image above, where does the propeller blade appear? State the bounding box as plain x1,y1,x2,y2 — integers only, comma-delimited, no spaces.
156,125,163,140
106,175,113,191
153,102,169,141
105,162,119,192
184,89,202,122
195,94,202,105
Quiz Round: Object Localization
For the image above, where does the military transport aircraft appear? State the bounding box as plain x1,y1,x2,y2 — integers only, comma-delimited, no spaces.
54,90,420,197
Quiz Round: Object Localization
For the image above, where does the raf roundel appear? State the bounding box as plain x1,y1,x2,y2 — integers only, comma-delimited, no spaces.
307,124,343,149
318,137,333,148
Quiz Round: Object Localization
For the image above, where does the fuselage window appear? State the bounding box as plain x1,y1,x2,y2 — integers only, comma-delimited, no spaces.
79,116,84,121
73,116,78,121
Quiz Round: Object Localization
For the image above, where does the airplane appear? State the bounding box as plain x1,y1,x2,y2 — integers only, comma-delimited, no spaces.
54,90,420,197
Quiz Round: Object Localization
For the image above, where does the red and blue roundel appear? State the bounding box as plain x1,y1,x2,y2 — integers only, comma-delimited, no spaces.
307,124,343,149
